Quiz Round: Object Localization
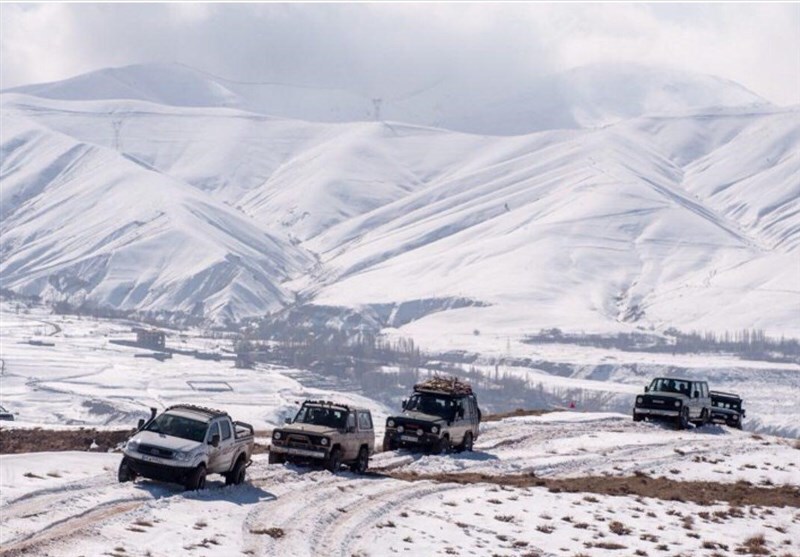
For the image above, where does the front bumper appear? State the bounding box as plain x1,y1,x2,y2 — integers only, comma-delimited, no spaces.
634,408,680,418
125,454,194,483
270,444,328,459
384,430,439,447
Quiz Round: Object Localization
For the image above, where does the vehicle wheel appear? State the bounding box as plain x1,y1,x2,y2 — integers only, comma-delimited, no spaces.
326,447,343,473
432,435,451,455
268,451,285,465
185,465,206,491
459,432,474,452
676,408,690,430
382,436,397,452
633,412,643,422
226,457,247,486
350,447,369,474
118,457,137,483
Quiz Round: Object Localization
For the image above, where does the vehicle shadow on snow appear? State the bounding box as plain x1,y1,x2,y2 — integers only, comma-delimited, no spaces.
132,479,276,505
643,421,732,436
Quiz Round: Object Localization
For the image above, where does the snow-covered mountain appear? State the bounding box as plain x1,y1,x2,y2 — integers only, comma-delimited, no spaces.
1,63,797,333
5,62,770,135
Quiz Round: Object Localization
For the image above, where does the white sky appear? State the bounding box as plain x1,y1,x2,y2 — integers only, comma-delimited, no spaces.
1,3,799,105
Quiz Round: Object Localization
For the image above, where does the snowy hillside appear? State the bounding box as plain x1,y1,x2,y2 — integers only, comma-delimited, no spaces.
1,63,797,334
0,112,312,321
5,62,770,135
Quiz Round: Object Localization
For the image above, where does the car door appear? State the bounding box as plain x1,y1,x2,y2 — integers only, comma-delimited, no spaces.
358,411,374,454
206,421,224,473
218,418,236,471
345,411,358,460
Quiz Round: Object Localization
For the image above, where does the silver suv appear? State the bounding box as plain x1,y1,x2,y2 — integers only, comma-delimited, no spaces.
633,377,711,430
269,400,374,473
383,378,481,454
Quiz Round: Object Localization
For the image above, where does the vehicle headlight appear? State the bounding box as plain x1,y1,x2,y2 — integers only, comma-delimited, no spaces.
397,426,404,433
173,450,191,461
636,397,643,405
125,439,140,451
416,429,423,437
674,401,681,407
387,419,395,428
320,437,329,446
732,415,738,421
273,431,282,440
431,426,439,434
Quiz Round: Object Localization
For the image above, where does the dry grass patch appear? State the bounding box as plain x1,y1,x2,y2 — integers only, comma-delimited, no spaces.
250,527,285,539
609,521,631,535
736,534,769,555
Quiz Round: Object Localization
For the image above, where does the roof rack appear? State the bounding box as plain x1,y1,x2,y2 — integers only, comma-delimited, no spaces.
165,404,229,419
302,400,352,411
710,391,742,399
414,375,473,396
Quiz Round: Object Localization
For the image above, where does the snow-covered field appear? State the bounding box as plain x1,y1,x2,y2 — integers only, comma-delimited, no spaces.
1,413,798,557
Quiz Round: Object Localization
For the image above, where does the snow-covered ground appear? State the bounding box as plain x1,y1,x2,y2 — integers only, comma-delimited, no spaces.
0,304,393,432
1,413,797,557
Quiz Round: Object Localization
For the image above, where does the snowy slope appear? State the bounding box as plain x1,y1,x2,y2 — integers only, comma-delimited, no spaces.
5,62,770,135
0,112,312,321
1,64,797,332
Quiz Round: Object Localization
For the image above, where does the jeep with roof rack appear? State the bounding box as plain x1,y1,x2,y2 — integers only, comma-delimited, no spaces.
118,404,254,490
633,377,711,430
269,400,374,473
383,376,482,454
710,390,746,429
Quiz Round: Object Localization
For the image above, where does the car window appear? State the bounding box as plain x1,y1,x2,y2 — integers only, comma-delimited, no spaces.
347,412,356,431
358,412,373,430
208,422,220,442
220,419,232,440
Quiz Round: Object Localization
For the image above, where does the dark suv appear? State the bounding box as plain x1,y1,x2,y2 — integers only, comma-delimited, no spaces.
710,391,745,429
633,377,711,430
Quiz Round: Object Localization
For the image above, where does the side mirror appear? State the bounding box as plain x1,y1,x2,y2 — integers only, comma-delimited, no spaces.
401,399,408,410
644,386,649,393
284,417,292,424
210,434,220,447
137,418,145,429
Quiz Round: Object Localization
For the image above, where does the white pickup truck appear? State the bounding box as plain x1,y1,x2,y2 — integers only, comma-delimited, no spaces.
118,404,254,490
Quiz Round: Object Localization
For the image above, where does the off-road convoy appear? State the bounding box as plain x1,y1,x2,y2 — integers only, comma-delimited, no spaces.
710,390,746,429
383,377,482,454
269,400,374,473
633,376,745,430
118,404,254,490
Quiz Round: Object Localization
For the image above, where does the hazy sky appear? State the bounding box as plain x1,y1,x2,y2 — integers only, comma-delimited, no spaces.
2,3,799,105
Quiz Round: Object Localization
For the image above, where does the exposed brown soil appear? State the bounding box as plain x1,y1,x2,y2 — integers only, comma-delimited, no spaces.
482,409,553,422
0,427,271,455
0,427,134,454
384,471,800,508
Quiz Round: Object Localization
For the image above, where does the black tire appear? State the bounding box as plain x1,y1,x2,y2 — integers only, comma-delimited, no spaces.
432,435,451,455
226,457,247,486
633,412,643,422
458,432,474,452
118,457,136,483
268,451,285,465
676,407,690,430
326,447,342,473
350,447,369,474
382,436,397,452
185,465,206,491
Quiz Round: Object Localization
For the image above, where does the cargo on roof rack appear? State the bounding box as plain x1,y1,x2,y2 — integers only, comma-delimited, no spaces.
165,404,229,419
413,376,473,396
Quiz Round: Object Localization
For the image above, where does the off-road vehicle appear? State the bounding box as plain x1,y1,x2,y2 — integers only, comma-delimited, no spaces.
0,405,14,421
269,400,374,473
118,405,254,490
710,391,745,429
633,377,711,430
383,376,481,454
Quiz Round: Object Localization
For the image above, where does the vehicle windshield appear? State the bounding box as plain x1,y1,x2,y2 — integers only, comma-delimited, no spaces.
405,393,457,419
145,413,208,442
648,378,691,395
293,405,347,428
712,400,741,410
